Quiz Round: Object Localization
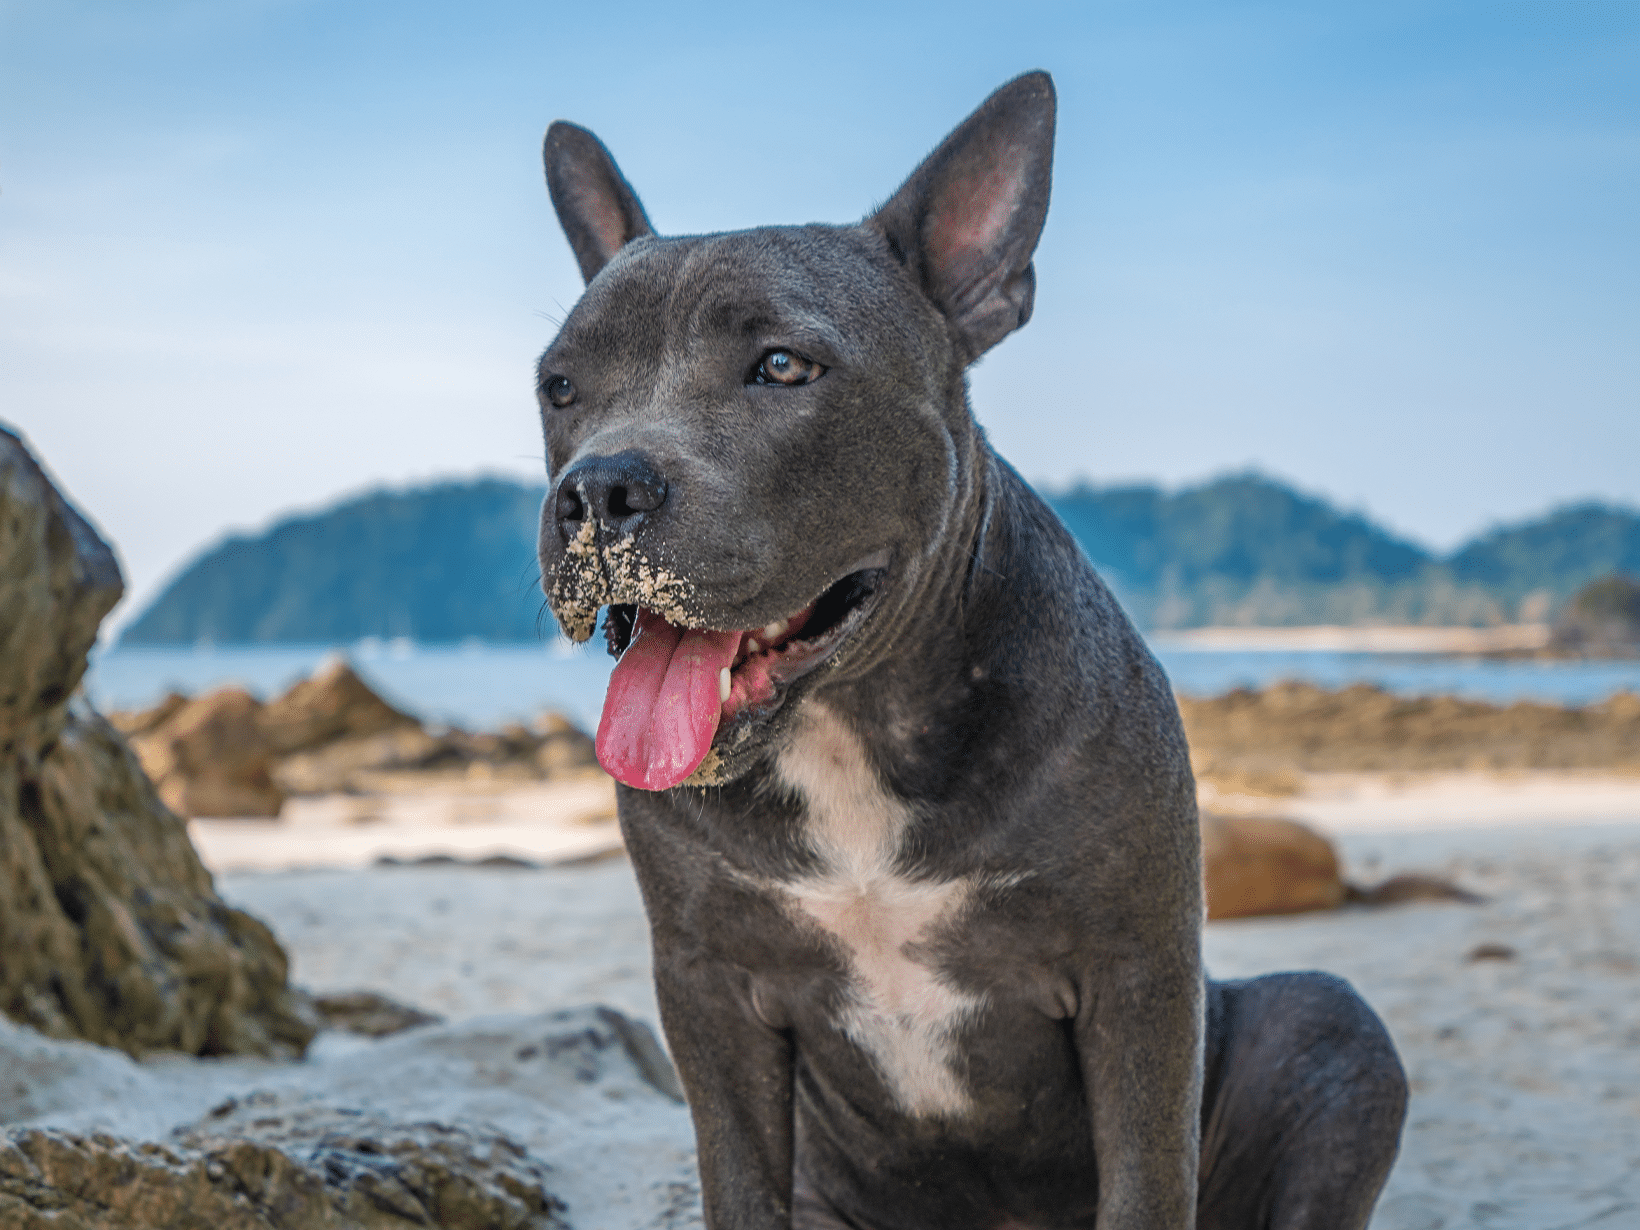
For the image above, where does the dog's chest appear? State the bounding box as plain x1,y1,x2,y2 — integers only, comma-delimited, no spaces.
770,705,982,1118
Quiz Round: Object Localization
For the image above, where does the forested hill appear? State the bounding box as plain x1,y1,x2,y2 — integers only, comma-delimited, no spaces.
1447,504,1640,609
120,480,550,645
1050,475,1442,627
118,474,1640,644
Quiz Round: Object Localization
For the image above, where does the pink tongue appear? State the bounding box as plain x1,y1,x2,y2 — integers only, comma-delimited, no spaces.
596,609,743,790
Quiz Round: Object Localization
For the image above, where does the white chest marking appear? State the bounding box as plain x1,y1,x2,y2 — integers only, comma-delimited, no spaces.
773,705,983,1118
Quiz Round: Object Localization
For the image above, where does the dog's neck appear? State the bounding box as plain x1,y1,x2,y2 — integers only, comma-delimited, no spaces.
793,446,1093,810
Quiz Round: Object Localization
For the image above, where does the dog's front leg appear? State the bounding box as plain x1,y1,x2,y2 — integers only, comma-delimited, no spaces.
1078,955,1205,1228
654,956,795,1230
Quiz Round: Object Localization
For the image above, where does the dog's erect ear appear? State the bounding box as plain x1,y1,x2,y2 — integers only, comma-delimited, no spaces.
544,122,656,284
869,72,1055,363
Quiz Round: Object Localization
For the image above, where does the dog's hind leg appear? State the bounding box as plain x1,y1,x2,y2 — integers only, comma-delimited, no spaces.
1195,973,1408,1230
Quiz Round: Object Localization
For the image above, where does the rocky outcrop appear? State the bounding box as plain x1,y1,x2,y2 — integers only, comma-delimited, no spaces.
259,658,421,757
0,430,121,756
1181,680,1640,775
1,1006,699,1230
0,425,314,1058
0,1119,569,1230
129,687,287,818
116,665,602,815
120,660,425,818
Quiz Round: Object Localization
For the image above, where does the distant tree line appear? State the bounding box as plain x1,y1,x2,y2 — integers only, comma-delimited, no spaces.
121,480,552,645
1051,475,1640,628
118,473,1640,645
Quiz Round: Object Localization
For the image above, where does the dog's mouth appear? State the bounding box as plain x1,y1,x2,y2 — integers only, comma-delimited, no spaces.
594,554,888,791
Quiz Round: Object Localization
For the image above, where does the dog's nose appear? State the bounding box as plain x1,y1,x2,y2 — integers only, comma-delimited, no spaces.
555,451,668,540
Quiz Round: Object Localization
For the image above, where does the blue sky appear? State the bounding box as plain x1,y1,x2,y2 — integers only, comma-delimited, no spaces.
3,0,1637,627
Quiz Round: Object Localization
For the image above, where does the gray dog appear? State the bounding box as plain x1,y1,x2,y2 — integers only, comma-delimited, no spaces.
534,72,1406,1230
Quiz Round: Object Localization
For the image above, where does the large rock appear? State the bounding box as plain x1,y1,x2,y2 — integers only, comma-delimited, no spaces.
1200,812,1345,920
260,658,420,757
0,425,314,1058
129,687,286,818
106,690,189,738
123,660,423,814
0,1119,569,1230
0,431,120,757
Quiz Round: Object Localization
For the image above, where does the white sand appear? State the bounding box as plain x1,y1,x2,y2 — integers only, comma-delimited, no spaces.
1151,624,1553,654
224,860,660,1027
1212,824,1640,1229
7,776,1640,1228
1203,769,1640,833
188,774,623,872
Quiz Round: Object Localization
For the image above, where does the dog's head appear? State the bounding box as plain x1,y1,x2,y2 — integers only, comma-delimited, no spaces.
535,73,1054,792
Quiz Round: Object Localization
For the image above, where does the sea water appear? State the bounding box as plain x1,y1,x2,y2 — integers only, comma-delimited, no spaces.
83,639,1640,734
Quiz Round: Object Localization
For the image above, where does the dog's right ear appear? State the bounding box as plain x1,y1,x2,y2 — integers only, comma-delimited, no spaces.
869,72,1055,364
544,122,656,285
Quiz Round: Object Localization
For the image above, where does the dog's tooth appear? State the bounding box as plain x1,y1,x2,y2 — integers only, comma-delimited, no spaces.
764,620,787,641
746,638,760,654
719,667,731,703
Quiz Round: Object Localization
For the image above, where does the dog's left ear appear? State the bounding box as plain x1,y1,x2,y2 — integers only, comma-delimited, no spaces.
544,122,656,284
869,72,1055,364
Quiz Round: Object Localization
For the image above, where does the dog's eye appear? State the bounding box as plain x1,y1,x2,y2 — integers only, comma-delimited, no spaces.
752,350,825,387
541,375,576,408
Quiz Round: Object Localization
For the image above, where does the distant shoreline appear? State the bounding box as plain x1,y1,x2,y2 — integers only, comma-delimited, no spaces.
1149,624,1552,654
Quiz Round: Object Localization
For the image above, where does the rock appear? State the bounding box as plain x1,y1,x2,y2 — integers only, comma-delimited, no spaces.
270,713,600,795
1202,810,1484,919
312,992,444,1039
0,1118,569,1229
128,687,286,817
1466,942,1517,963
2,1005,700,1230
0,426,121,757
125,661,430,810
1179,680,1640,774
273,726,455,796
1345,873,1485,907
534,714,598,780
0,425,314,1058
106,690,189,738
260,658,420,757
1200,812,1345,919
126,670,602,802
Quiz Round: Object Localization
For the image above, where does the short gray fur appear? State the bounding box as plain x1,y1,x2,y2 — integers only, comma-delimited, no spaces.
533,72,1406,1230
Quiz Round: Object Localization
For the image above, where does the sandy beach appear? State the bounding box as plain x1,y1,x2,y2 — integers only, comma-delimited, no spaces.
214,801,1640,1229
187,772,622,873
151,776,1640,1225
6,769,1639,1229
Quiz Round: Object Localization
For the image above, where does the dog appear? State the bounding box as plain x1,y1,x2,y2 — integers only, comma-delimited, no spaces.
534,72,1407,1230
